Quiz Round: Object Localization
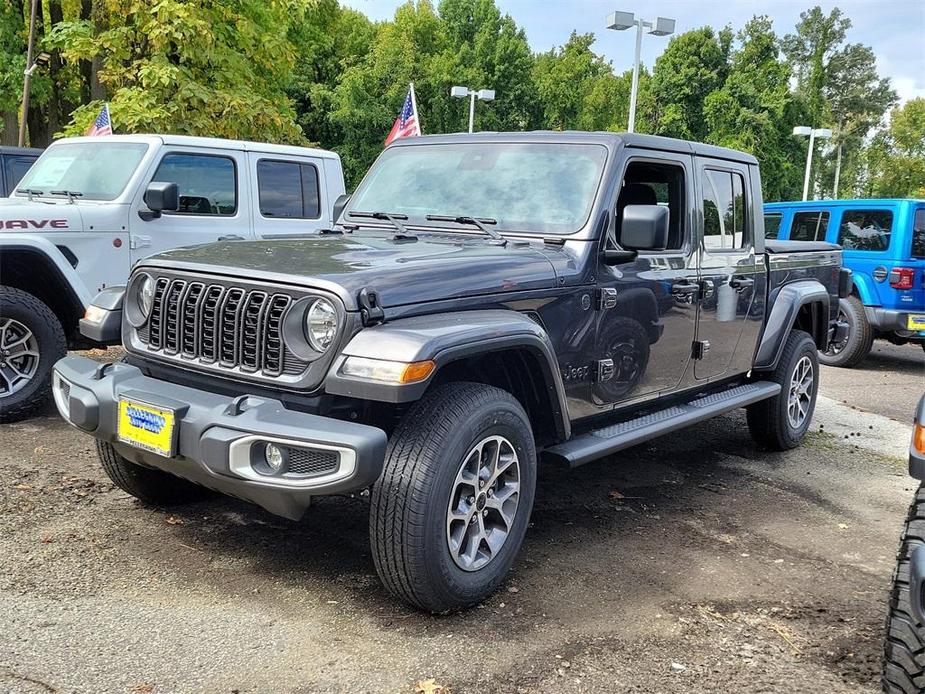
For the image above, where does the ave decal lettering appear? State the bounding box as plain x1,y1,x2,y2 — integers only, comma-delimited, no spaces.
0,219,69,230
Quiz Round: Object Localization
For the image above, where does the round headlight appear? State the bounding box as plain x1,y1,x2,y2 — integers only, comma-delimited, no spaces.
305,298,338,352
138,274,155,317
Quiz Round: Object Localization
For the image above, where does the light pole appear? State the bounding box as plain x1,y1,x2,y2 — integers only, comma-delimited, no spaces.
451,86,495,133
606,11,675,133
793,126,833,201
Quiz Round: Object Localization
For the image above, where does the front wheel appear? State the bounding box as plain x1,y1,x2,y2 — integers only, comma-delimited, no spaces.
0,286,67,423
747,329,819,451
369,382,537,612
882,483,925,693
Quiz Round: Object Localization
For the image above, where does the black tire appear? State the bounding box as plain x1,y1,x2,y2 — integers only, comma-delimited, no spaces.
819,295,873,367
747,329,818,451
97,440,211,505
369,382,537,613
0,286,67,423
882,483,925,693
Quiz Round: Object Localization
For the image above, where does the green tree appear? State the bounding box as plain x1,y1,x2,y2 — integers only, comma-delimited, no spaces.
864,98,925,198
49,0,309,142
646,26,732,141
704,17,804,200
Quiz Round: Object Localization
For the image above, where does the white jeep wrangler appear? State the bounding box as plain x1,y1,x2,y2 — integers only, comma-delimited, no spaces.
0,134,345,421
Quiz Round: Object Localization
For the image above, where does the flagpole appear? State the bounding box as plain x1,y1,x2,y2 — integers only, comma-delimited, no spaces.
408,82,421,135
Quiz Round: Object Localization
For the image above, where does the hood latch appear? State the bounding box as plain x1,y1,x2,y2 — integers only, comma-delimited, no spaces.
358,288,385,326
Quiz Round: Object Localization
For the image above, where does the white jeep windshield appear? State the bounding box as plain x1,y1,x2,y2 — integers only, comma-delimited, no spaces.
347,142,608,235
16,142,149,201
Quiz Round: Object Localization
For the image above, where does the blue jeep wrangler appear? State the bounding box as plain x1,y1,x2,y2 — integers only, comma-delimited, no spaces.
764,199,925,366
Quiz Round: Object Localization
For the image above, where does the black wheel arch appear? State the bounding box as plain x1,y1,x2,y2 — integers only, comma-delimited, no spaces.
753,280,831,371
0,246,85,343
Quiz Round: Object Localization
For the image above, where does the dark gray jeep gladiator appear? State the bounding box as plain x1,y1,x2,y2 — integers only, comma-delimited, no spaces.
53,132,851,612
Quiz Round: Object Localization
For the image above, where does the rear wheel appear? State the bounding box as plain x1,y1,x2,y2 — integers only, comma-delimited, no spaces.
0,286,67,423
369,382,536,612
819,295,873,367
747,329,818,451
882,483,925,693
97,441,211,505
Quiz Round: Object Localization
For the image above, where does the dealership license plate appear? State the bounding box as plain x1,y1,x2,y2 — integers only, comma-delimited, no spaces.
907,314,925,331
117,398,177,458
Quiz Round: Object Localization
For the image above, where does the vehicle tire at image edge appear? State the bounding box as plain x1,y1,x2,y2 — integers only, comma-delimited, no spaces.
0,285,67,423
746,329,819,451
369,382,537,613
882,483,925,694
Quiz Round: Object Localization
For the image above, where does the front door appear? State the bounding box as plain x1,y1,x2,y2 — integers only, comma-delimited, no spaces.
693,159,759,380
129,147,251,262
595,151,698,407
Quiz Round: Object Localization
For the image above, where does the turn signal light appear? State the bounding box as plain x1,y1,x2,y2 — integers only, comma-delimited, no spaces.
889,267,915,290
915,423,925,455
340,356,436,384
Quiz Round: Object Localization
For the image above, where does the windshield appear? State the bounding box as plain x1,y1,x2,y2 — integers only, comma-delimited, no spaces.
347,142,608,235
16,142,149,201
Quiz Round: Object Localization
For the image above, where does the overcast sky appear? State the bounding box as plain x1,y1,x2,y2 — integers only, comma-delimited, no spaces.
343,0,925,105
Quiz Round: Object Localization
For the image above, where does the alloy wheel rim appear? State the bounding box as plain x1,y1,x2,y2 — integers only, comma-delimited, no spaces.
787,355,814,429
446,435,521,572
0,318,40,398
825,307,849,355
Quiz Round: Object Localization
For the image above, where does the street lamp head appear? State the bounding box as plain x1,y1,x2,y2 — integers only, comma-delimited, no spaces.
792,126,813,137
813,128,833,138
606,10,635,30
476,89,495,101
450,86,469,99
648,17,675,36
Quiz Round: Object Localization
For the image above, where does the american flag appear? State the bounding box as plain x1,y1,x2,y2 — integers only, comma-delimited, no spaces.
384,84,421,146
85,104,113,137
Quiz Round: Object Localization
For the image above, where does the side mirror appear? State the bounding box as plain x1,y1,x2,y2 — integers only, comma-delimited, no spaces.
333,193,350,223
140,181,179,220
621,204,669,251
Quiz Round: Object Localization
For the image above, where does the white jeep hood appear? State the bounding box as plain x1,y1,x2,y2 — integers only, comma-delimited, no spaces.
0,197,85,232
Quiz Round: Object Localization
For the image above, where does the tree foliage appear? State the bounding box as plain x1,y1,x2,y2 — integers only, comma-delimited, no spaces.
864,99,925,198
0,0,914,198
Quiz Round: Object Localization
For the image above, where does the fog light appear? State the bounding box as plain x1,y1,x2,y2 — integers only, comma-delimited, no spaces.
264,443,284,472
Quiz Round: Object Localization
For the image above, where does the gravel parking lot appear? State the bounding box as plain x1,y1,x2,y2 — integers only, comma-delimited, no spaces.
1,344,922,693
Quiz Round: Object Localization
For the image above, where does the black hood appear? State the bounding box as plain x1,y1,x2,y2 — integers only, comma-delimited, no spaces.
142,231,561,310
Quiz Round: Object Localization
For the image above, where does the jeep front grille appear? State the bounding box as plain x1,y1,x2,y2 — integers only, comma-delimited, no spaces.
139,277,304,377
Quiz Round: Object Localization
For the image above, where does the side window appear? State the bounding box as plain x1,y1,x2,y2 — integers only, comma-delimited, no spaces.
913,209,925,259
4,156,36,191
789,211,829,242
702,168,747,250
764,212,782,239
615,160,687,250
257,159,321,219
837,209,893,251
152,154,236,216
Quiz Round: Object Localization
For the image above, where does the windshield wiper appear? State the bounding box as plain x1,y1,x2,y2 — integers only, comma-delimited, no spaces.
350,211,416,240
16,188,43,201
425,214,506,245
50,190,84,203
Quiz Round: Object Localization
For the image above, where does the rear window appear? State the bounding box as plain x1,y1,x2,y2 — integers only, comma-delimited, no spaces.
789,211,829,242
257,159,321,219
837,209,893,251
764,212,782,239
912,209,925,258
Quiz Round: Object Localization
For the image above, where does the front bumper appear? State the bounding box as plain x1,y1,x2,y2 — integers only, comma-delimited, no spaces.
865,307,925,340
52,356,388,520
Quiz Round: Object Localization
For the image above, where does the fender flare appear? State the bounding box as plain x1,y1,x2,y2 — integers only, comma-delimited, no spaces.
754,280,830,370
849,271,876,305
0,235,93,307
325,309,570,440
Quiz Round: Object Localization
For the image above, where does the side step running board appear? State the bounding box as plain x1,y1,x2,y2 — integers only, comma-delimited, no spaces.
544,382,781,468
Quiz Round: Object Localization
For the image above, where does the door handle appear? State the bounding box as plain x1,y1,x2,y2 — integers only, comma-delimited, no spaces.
218,234,245,241
730,276,755,291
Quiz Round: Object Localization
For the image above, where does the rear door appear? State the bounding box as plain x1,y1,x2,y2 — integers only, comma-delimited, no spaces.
247,152,331,237
693,158,760,381
129,146,251,261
